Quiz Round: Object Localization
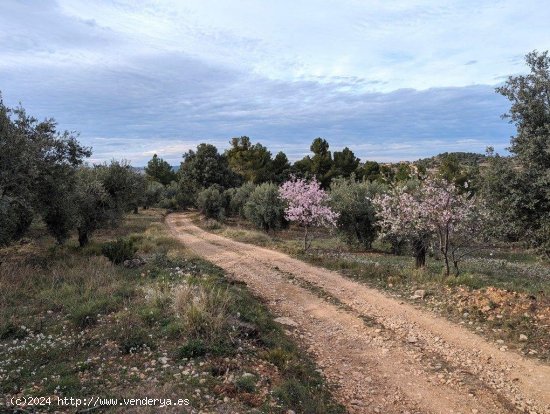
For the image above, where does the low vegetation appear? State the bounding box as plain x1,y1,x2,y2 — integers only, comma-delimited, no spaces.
0,210,344,413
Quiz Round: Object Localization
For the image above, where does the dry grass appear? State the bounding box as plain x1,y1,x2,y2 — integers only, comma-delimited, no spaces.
173,283,232,342
0,209,344,413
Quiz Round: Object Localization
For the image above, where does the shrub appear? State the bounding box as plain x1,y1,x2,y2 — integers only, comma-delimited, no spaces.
262,347,293,370
235,374,257,393
176,338,207,359
329,176,385,248
196,185,225,220
143,181,164,209
0,196,33,246
244,183,286,231
101,238,137,264
228,183,255,218
203,219,222,230
274,378,307,406
0,322,27,340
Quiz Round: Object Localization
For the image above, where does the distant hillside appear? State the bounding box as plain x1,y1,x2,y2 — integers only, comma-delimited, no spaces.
414,152,487,170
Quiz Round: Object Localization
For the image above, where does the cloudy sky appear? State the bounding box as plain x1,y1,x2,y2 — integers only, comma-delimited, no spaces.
1,0,548,164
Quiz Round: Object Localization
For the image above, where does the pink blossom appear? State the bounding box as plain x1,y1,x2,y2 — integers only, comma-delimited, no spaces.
279,176,339,250
373,177,486,275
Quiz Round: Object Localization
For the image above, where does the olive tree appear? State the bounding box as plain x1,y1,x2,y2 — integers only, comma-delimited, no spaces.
197,185,225,220
244,183,286,231
0,96,90,245
329,176,385,248
228,183,256,218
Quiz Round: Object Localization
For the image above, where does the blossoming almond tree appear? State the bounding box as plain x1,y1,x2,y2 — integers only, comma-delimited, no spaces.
372,183,431,268
373,177,486,275
279,176,339,251
421,178,481,276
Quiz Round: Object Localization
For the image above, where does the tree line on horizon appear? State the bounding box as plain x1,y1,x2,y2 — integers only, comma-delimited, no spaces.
1,50,548,259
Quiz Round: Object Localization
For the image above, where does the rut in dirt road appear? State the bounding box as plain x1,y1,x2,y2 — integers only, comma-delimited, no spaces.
167,213,550,414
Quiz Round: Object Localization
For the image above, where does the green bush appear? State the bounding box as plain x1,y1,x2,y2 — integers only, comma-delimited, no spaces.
101,238,137,264
143,180,164,208
227,183,255,218
0,196,33,246
329,176,385,248
244,183,286,231
235,374,257,393
196,185,225,219
118,327,154,354
176,338,207,359
0,322,27,340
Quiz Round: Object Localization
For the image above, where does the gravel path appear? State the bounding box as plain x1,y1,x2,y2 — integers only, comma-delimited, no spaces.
167,213,550,414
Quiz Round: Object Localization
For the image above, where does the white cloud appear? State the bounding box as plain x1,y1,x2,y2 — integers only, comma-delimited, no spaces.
49,0,550,90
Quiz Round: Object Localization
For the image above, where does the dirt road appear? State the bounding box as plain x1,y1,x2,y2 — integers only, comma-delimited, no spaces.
167,213,550,414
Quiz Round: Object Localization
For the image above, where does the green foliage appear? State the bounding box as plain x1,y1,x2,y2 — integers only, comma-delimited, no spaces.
74,168,112,247
437,153,479,191
235,374,257,393
0,196,33,246
491,50,550,253
42,182,76,245
357,160,382,182
244,183,287,231
497,50,550,171
481,155,526,241
227,183,256,218
394,162,413,181
309,137,334,187
95,160,145,215
293,138,336,187
379,164,395,182
415,152,486,170
270,151,292,184
159,180,190,210
329,176,385,248
0,96,90,245
176,339,207,359
226,136,272,183
0,322,27,340
69,297,119,328
143,180,164,208
178,143,239,190
145,153,176,186
101,238,137,264
112,314,155,354
332,147,360,178
196,185,226,219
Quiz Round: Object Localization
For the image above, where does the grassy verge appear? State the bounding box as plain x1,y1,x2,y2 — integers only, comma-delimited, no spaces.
195,214,550,362
0,209,344,413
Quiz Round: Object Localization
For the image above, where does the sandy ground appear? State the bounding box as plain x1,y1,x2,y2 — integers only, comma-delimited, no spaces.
167,213,550,414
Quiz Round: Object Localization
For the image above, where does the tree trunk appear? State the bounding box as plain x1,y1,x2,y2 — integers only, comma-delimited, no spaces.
304,225,309,252
133,206,139,214
413,238,426,268
78,229,89,247
415,250,426,268
453,260,460,276
443,254,450,276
